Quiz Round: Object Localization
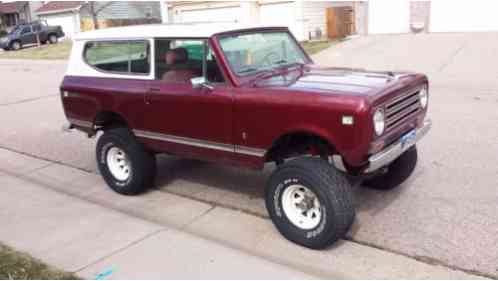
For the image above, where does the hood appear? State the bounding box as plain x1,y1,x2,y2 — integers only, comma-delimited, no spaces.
254,66,417,96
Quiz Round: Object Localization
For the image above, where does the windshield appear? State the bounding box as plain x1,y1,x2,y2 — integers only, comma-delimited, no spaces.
219,31,307,76
9,25,23,35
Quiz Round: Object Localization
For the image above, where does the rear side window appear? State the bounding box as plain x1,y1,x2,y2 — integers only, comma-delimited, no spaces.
84,40,150,75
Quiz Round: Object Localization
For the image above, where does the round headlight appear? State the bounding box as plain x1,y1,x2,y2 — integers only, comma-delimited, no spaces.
419,86,428,108
373,109,385,136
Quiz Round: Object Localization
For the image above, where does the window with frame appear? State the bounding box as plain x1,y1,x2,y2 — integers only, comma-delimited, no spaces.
84,40,150,75
21,26,31,34
154,39,225,83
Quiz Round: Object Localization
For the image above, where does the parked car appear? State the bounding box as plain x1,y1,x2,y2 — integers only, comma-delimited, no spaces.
0,21,64,51
60,24,431,249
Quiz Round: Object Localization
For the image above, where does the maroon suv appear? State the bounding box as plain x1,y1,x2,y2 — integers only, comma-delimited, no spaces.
61,24,431,249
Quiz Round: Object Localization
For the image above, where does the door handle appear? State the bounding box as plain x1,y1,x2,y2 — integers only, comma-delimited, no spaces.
145,88,159,105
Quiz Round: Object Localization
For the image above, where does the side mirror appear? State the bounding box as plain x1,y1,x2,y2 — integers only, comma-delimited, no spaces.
191,76,214,90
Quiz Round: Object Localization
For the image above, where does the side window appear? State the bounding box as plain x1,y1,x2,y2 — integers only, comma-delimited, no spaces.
21,26,31,34
84,40,150,74
155,39,224,83
155,39,204,83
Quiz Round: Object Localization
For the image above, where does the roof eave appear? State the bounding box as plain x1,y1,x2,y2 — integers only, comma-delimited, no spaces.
36,5,82,16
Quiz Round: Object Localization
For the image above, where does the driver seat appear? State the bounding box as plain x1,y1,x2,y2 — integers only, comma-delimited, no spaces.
162,48,196,84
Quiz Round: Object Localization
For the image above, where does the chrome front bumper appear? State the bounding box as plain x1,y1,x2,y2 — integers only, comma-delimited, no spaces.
365,119,432,173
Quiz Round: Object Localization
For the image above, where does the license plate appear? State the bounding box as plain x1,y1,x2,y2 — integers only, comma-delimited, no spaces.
400,129,416,148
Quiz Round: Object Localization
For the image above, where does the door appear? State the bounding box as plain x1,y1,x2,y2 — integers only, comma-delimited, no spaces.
32,23,43,43
19,26,36,45
327,7,355,39
141,39,234,162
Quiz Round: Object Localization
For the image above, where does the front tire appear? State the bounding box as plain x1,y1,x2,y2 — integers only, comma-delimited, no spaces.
10,41,21,51
96,127,156,195
364,146,418,190
265,157,355,249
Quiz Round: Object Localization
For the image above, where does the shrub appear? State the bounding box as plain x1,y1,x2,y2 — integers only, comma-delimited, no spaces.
0,30,7,37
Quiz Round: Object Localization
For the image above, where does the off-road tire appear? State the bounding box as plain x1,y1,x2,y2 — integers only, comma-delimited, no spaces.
265,157,355,249
96,127,156,195
48,34,57,44
10,41,21,51
364,146,418,190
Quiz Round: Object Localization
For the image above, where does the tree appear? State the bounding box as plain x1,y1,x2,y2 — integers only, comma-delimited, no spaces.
87,1,112,30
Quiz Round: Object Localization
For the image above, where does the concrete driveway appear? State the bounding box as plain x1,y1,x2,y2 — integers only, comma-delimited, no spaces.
0,32,497,278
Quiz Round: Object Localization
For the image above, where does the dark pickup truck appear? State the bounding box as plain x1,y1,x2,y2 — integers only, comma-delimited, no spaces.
0,21,64,51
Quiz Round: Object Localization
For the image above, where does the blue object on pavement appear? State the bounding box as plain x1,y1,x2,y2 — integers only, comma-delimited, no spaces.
95,268,114,280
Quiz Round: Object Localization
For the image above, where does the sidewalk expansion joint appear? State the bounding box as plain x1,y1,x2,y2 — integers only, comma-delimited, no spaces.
158,189,268,220
0,94,58,107
74,228,166,274
437,41,467,73
0,145,94,173
180,205,216,231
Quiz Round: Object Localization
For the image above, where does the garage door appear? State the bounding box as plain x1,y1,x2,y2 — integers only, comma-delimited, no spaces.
260,2,304,41
177,6,241,23
39,13,76,38
368,0,410,34
430,0,498,32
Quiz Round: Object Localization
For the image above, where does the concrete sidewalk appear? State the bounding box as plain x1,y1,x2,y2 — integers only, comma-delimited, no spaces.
0,148,482,279
0,150,314,279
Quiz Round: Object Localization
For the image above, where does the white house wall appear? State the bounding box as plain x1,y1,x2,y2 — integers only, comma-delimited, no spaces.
176,6,242,23
368,0,410,34
430,0,498,32
259,2,305,40
168,1,357,41
171,2,242,24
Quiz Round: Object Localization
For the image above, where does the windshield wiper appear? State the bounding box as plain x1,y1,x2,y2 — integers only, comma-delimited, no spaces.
238,67,259,74
273,59,288,65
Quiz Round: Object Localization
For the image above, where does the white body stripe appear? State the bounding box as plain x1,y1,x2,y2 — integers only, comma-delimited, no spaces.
68,119,266,158
133,129,266,157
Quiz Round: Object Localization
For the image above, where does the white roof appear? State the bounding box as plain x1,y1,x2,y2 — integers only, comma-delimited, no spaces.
74,23,287,41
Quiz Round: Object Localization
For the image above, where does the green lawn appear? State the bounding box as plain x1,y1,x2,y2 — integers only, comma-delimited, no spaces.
301,39,342,55
0,41,72,60
0,243,77,279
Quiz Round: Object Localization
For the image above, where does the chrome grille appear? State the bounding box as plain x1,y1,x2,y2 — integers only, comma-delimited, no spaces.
385,87,421,129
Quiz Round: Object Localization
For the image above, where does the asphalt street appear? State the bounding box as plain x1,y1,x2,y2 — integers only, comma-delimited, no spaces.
0,33,497,278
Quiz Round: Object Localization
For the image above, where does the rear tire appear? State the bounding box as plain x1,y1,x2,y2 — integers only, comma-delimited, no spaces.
48,34,57,44
96,127,156,195
265,157,355,249
364,146,418,190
